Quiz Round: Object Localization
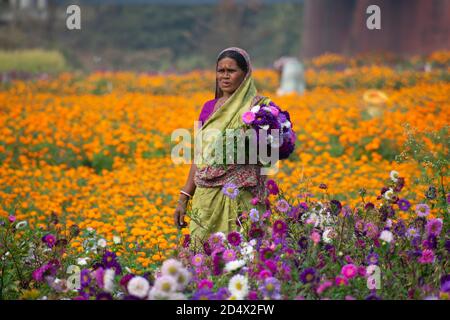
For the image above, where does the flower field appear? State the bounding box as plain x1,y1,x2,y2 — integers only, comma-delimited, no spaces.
0,52,448,300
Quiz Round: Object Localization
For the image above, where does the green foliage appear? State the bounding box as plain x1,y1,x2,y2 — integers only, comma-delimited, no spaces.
0,49,68,73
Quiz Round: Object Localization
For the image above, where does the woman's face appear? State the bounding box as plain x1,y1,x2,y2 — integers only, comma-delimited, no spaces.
216,57,246,96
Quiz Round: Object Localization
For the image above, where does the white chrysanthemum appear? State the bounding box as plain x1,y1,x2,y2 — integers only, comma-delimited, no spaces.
97,238,107,248
127,276,150,299
251,105,261,113
281,121,291,129
390,170,399,183
241,244,254,257
228,275,248,299
77,257,90,266
15,221,28,229
323,228,336,243
213,232,226,241
154,275,177,294
224,259,246,273
384,188,394,200
161,259,183,278
113,236,121,244
175,268,191,291
379,230,393,243
304,212,321,228
103,268,115,293
148,287,171,300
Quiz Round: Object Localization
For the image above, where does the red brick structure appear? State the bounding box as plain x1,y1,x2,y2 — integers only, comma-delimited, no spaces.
301,0,450,58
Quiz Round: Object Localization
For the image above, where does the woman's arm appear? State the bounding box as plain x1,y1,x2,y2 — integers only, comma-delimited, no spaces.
182,162,197,196
174,163,197,228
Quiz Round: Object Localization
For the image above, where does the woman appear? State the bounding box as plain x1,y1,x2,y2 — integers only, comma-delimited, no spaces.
174,47,272,249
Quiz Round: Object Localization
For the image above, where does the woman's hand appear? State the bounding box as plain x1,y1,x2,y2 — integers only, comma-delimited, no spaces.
174,197,189,229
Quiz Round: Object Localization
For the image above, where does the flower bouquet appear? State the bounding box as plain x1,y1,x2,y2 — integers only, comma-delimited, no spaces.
241,100,296,161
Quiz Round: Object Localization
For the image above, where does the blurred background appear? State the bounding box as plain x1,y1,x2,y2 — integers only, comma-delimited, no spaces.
0,0,448,73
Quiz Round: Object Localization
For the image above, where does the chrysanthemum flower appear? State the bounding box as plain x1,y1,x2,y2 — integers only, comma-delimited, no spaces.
175,268,191,291
228,275,248,299
300,268,316,284
249,208,260,223
266,179,279,195
222,183,239,199
191,254,204,267
223,249,237,262
379,230,394,243
366,253,379,265
276,199,290,213
341,264,358,279
41,234,56,248
127,276,150,299
418,249,435,264
161,259,183,278
272,219,287,235
227,231,242,246
390,170,399,182
335,276,348,286
103,268,115,293
242,111,255,124
415,203,430,218
224,259,246,273
153,275,177,294
398,198,411,211
262,277,281,299
426,218,443,237
198,279,213,290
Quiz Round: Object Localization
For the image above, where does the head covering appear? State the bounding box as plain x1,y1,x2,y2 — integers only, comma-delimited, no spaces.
215,47,253,99
195,47,271,170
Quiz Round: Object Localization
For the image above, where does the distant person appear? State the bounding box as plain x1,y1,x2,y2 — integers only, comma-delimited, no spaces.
274,56,305,96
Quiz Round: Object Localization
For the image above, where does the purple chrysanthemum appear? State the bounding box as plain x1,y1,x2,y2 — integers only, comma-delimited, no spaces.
366,252,379,265
418,249,435,264
215,287,231,300
102,251,118,267
192,288,215,300
397,199,411,211
272,219,288,235
261,277,281,299
222,249,236,262
425,218,443,237
227,231,242,246
300,268,316,284
248,226,264,239
198,279,214,290
266,179,279,195
42,234,56,248
242,111,256,125
415,203,430,217
341,264,358,279
191,253,205,267
222,183,239,199
249,208,260,223
80,269,92,288
259,247,275,262
276,199,290,213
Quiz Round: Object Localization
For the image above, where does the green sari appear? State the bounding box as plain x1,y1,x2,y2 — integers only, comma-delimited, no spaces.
189,47,270,247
